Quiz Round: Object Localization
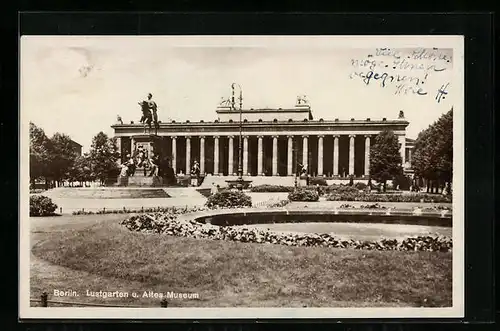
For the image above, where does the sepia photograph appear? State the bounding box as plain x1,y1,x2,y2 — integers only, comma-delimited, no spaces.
19,35,464,319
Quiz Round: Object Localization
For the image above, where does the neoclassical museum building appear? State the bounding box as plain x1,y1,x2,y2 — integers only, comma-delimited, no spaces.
112,97,414,180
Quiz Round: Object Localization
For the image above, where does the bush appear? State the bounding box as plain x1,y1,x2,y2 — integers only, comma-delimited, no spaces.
337,185,361,194
393,174,411,190
250,185,294,192
288,188,319,202
30,195,58,216
205,190,252,209
309,177,328,186
355,182,367,190
323,184,344,194
326,192,452,203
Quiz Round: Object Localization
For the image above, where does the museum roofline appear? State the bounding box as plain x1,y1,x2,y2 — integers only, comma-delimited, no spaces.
215,107,310,113
111,118,410,129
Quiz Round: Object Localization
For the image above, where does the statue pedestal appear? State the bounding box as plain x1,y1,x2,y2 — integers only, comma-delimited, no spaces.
117,176,128,187
128,175,163,187
298,175,308,187
128,168,163,187
190,177,199,187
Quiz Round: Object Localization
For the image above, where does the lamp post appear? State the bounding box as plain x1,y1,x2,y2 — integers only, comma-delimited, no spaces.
232,83,244,191
294,137,298,188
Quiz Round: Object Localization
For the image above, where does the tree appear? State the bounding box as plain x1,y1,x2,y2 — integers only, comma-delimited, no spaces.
29,122,51,188
88,132,120,185
48,132,77,186
369,129,403,192
412,108,453,194
68,153,94,186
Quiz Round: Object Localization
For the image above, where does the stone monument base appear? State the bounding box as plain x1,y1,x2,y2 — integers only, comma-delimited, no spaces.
127,175,163,187
118,176,129,187
123,167,163,187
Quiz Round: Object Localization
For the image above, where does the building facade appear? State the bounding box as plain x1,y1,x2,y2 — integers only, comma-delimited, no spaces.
112,101,412,179
69,139,83,156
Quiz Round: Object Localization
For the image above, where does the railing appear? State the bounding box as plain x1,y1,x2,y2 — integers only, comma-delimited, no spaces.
30,292,169,307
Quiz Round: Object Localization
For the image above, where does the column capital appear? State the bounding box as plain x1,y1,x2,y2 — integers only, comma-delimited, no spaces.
333,134,340,138
349,134,356,138
228,135,234,139
185,136,191,139
214,135,220,139
272,135,279,139
302,135,309,138
199,135,205,139
317,134,325,139
171,136,177,139
257,135,264,139
364,134,371,139
287,135,294,139
243,135,250,139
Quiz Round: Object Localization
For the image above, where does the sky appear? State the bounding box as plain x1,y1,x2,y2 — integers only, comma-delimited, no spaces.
21,36,459,152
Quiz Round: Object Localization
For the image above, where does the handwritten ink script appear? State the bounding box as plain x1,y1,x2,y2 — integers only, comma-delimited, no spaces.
349,48,452,103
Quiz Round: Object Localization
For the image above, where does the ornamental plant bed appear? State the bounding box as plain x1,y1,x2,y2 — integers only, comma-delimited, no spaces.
120,213,452,252
327,192,452,203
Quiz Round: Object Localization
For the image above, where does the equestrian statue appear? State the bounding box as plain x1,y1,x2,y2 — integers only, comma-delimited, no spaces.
139,93,160,135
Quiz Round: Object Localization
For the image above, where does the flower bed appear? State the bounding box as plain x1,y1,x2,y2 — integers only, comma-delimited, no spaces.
327,192,452,203
72,206,208,215
360,203,388,209
120,212,452,252
267,199,291,208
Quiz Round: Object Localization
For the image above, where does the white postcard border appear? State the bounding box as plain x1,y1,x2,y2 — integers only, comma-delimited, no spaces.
19,35,465,320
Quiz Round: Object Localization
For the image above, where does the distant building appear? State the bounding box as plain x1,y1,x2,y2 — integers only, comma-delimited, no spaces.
69,140,83,156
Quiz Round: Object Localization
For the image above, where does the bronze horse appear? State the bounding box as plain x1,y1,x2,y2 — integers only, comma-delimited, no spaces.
139,101,153,134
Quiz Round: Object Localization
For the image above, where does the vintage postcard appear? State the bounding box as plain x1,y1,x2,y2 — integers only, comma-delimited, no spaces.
20,35,464,319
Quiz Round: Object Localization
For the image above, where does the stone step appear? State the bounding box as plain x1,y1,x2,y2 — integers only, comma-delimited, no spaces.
42,187,169,199
199,175,296,189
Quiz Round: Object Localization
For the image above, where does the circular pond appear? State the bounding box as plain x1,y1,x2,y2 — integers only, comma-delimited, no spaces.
192,209,452,241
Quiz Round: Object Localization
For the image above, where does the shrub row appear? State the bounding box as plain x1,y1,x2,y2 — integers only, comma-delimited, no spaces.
30,195,58,216
205,190,252,209
250,185,294,193
121,213,452,252
250,184,358,195
288,189,319,202
327,192,452,203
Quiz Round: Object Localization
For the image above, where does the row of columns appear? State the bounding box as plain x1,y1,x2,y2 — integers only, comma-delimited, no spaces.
131,134,377,176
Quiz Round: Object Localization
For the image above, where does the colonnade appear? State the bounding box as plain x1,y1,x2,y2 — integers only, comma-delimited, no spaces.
124,134,405,177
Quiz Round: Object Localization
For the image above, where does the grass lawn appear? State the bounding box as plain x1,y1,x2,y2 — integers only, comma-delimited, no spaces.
31,217,452,308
